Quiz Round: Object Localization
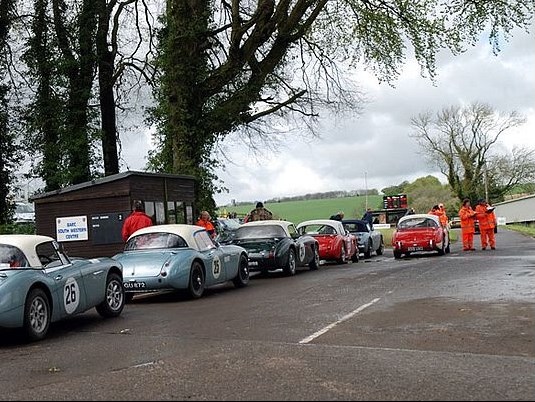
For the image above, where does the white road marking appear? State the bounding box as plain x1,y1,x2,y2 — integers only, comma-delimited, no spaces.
299,298,381,344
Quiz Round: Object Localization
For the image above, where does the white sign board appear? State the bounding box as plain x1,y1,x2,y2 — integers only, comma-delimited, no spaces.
56,216,89,242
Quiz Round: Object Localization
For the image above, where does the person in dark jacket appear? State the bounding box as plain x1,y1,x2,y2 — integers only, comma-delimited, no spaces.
362,208,374,229
122,200,153,242
330,211,344,221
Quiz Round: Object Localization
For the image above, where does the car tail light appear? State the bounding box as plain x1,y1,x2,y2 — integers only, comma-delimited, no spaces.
160,259,171,277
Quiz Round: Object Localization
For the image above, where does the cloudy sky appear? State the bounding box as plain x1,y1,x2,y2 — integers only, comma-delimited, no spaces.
121,23,535,207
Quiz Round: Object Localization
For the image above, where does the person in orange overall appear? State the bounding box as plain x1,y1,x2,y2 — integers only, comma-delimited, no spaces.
458,198,477,251
475,199,496,250
196,211,216,239
438,203,449,228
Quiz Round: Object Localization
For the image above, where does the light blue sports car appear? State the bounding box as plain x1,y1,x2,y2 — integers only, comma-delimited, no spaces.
0,235,125,342
113,224,250,301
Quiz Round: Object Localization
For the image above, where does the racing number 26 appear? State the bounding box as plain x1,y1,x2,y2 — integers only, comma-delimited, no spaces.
65,283,77,305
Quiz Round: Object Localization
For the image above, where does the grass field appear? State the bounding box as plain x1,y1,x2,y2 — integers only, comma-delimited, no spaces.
218,195,384,224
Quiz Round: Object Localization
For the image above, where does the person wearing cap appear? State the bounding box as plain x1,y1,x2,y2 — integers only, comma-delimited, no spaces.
475,199,496,250
246,202,273,222
458,198,477,251
122,200,153,241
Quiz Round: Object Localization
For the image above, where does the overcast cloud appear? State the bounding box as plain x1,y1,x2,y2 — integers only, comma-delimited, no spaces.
120,24,535,207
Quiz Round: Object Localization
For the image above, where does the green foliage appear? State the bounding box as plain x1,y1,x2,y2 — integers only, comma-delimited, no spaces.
508,224,535,238
0,223,36,235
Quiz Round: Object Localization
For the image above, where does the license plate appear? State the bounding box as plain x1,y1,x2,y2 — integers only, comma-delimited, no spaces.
408,246,423,252
123,281,147,289
248,261,259,267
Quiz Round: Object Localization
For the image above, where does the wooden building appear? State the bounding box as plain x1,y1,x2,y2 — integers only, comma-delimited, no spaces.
31,171,196,258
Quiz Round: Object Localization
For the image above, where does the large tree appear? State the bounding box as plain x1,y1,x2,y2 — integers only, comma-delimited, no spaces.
152,0,535,211
21,0,155,190
410,102,535,203
0,0,18,223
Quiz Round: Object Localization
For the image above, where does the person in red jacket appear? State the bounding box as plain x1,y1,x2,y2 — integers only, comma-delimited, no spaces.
475,199,497,250
458,198,477,251
121,200,153,242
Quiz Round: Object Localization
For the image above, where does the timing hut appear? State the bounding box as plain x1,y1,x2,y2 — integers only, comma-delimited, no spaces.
31,171,196,258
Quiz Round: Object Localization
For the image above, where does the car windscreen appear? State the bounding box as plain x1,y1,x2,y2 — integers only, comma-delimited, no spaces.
125,232,189,251
219,219,240,231
344,222,368,233
234,225,286,239
398,218,438,229
0,245,29,268
299,224,336,235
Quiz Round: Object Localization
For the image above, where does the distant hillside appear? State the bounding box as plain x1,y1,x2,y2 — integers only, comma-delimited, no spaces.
229,189,380,206
217,195,383,224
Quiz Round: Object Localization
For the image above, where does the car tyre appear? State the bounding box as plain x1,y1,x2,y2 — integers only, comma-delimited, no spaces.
283,249,297,276
233,254,250,288
309,246,320,270
351,251,359,263
393,250,402,259
96,273,125,318
376,237,385,255
364,240,373,259
188,261,206,298
337,246,347,264
23,288,50,342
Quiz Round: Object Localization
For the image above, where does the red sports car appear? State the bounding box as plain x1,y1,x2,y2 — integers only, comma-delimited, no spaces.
297,219,358,263
392,214,450,259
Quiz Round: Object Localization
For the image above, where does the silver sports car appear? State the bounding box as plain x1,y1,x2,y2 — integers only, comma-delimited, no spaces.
0,235,125,342
113,224,250,300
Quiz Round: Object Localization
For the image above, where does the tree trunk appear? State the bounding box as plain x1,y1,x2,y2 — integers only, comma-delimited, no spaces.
96,0,119,176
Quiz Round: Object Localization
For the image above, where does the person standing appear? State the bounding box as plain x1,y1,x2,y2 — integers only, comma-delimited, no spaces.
458,198,477,251
475,199,496,250
246,202,273,222
438,203,449,228
196,210,216,239
330,211,344,221
362,208,374,229
122,200,153,242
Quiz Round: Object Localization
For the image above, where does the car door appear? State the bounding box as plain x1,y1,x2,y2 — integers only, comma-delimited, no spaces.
195,231,227,285
288,223,311,265
38,242,88,319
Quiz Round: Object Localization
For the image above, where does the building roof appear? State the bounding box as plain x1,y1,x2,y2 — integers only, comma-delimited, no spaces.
31,171,196,201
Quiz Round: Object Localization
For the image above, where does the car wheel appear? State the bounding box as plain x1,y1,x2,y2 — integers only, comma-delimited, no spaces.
309,246,320,270
188,262,206,298
96,273,125,318
337,246,347,264
393,250,402,259
376,237,385,255
233,254,250,288
351,249,359,263
364,241,372,259
283,249,297,276
438,241,445,256
23,288,51,342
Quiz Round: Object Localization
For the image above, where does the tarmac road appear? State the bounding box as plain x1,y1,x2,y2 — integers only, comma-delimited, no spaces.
0,228,534,400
